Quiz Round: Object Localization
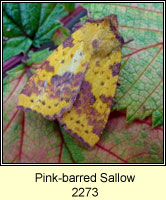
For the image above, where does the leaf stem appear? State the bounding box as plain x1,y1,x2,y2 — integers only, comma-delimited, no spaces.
3,46,38,73
60,6,84,25
24,64,32,78
3,54,24,73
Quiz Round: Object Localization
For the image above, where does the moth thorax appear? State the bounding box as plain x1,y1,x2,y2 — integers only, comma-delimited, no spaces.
91,37,121,57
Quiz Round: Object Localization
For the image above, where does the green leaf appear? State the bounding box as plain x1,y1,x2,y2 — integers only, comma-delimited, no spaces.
3,3,69,61
3,36,32,62
33,3,68,47
63,3,75,12
25,49,53,66
61,127,85,163
3,12,23,37
3,64,25,86
39,3,57,25
152,109,163,127
83,3,163,127
19,3,41,37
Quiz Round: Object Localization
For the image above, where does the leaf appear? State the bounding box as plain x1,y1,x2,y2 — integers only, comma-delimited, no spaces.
83,3,163,127
52,27,70,46
3,36,32,62
25,49,53,66
3,3,69,62
63,3,75,13
33,4,67,47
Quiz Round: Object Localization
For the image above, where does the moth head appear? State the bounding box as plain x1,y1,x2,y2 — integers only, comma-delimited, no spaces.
108,14,119,31
85,15,124,57
108,14,124,45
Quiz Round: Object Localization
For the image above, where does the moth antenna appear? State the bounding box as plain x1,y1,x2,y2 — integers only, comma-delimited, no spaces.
123,38,134,45
87,8,91,19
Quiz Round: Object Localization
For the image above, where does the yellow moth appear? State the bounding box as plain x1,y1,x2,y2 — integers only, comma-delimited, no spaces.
18,15,128,148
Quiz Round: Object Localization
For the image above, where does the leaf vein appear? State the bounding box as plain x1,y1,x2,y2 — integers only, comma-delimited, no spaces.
119,46,163,102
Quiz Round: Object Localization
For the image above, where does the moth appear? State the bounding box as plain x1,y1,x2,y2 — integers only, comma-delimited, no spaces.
18,14,130,148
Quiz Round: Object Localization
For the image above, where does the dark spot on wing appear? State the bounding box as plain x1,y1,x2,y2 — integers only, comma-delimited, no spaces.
100,94,114,105
92,39,99,47
82,62,89,68
63,36,74,48
96,61,100,66
65,98,70,103
45,66,54,72
43,61,55,72
42,101,45,105
51,74,60,84
110,63,121,76
21,80,40,97
100,81,104,86
89,95,96,105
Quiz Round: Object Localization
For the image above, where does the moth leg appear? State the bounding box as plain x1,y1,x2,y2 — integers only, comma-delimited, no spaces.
123,38,134,45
